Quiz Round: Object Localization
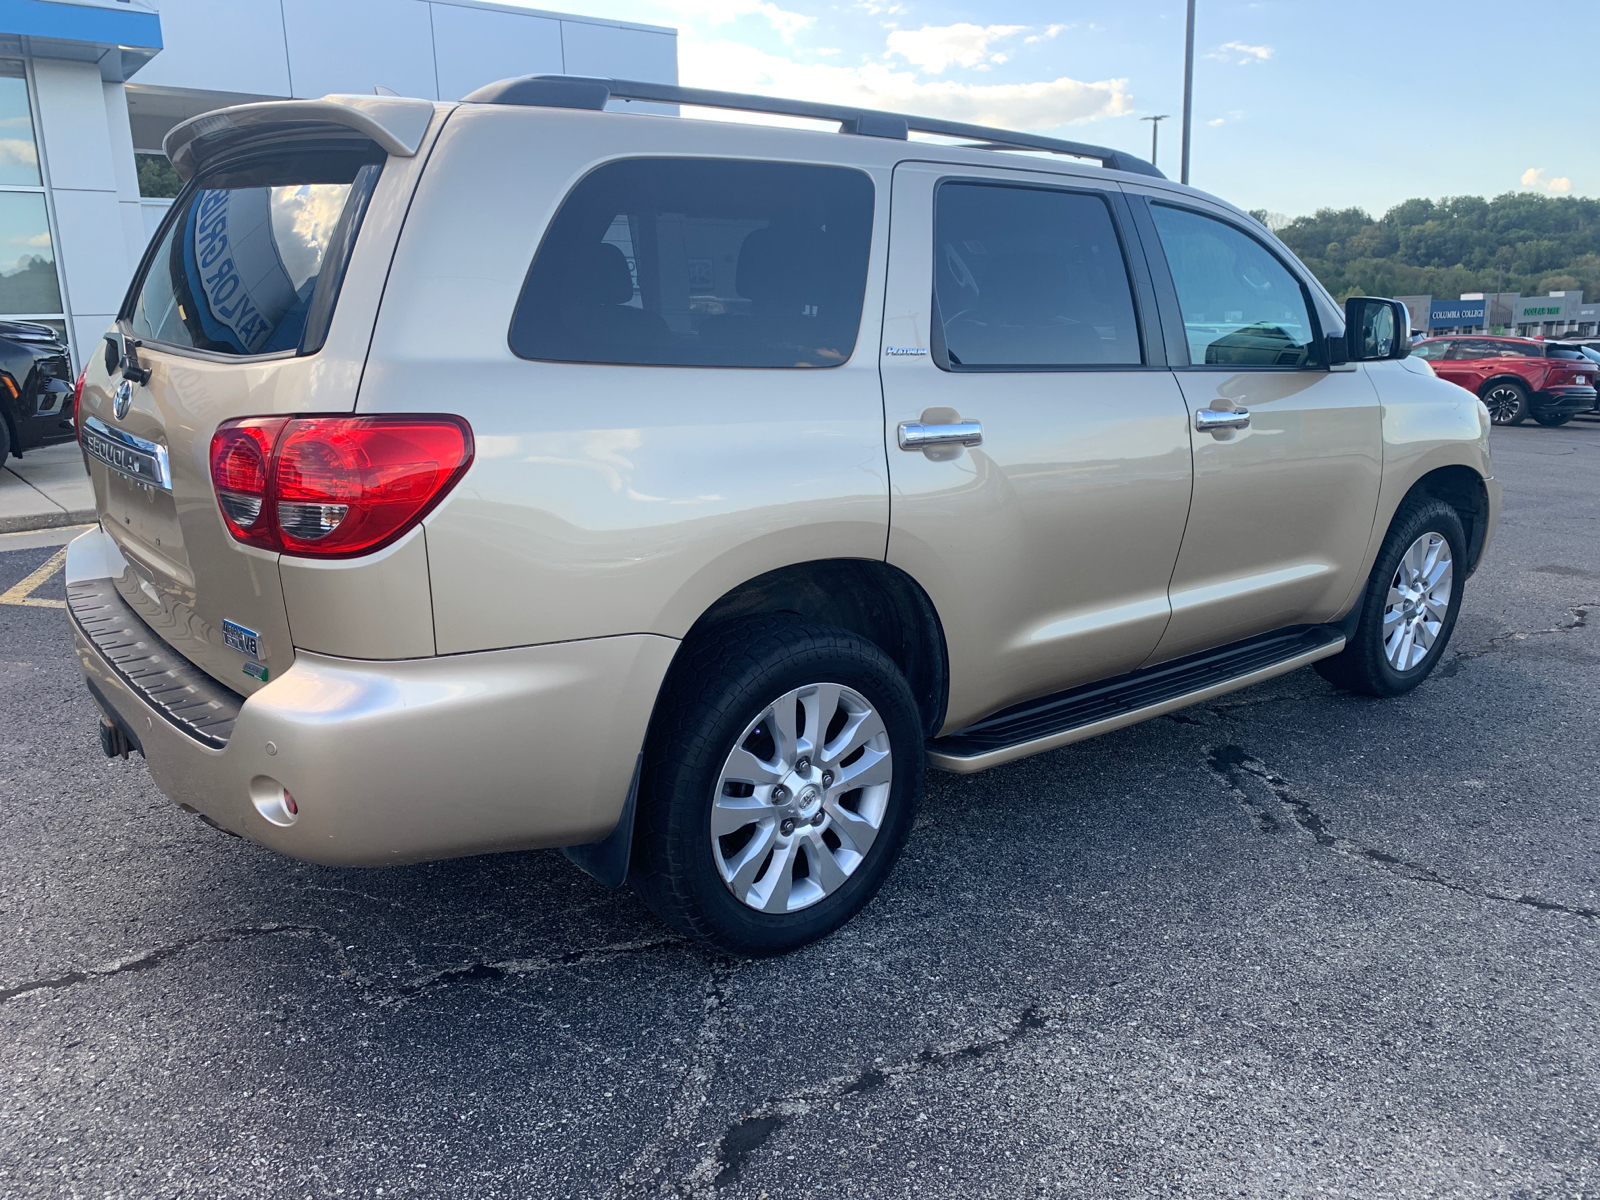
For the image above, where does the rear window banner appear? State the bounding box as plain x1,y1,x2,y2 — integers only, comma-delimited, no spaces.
125,147,379,359
188,188,300,354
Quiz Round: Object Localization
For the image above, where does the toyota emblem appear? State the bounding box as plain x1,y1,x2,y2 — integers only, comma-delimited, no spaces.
112,379,133,420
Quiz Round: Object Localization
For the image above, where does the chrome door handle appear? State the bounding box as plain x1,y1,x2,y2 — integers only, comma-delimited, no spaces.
897,420,983,450
1194,408,1250,432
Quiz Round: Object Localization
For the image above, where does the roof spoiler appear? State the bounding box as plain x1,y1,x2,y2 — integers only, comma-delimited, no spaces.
461,75,1166,180
164,95,436,180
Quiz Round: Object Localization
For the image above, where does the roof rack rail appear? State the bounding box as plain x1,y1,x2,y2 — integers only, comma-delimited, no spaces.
460,75,1165,180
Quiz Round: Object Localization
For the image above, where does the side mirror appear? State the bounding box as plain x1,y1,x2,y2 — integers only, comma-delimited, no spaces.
1343,296,1410,362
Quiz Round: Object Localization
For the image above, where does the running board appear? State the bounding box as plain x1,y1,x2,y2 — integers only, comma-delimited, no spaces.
927,625,1345,774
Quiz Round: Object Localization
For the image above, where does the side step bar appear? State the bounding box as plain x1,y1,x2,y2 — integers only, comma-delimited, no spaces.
928,625,1345,774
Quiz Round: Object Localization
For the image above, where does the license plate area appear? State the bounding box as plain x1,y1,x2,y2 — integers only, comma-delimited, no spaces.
82,416,172,491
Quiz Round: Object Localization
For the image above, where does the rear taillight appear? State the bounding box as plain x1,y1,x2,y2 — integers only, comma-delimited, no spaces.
210,418,287,549
208,415,473,558
70,366,87,440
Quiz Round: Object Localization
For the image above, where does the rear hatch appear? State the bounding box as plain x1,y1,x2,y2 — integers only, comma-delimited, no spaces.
77,98,439,695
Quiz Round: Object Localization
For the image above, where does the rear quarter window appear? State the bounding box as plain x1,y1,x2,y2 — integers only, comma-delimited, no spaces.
124,144,384,357
509,158,875,369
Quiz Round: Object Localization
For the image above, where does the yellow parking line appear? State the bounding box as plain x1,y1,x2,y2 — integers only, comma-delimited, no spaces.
0,546,68,609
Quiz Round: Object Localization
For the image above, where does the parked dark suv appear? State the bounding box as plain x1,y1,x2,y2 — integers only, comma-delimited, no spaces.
1410,335,1597,426
0,320,76,460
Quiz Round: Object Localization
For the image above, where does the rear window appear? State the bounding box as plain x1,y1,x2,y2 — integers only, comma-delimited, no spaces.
124,144,384,357
509,158,875,368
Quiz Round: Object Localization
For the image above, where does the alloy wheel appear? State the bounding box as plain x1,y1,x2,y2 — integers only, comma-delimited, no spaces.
711,682,893,914
1483,385,1524,424
1382,532,1454,671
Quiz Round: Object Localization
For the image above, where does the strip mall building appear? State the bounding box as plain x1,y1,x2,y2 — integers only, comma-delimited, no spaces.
1398,291,1599,339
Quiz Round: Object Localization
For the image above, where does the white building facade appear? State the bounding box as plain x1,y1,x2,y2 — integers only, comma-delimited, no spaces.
0,0,677,367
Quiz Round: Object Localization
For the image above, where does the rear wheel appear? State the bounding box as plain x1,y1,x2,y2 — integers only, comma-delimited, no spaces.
1533,411,1573,427
0,413,11,462
1315,498,1466,697
1482,381,1529,425
631,616,923,956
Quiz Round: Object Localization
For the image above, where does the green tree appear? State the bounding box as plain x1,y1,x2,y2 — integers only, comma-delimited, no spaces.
136,153,182,199
1267,192,1600,301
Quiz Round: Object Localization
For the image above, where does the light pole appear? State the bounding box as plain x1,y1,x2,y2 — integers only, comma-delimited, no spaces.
1180,0,1196,185
1140,114,1169,170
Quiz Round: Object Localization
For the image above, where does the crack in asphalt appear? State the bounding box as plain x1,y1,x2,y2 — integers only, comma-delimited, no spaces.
388,936,685,1005
669,1003,1051,1196
0,924,354,1005
3,927,691,1011
1205,745,1600,922
1438,602,1594,678
609,960,742,1200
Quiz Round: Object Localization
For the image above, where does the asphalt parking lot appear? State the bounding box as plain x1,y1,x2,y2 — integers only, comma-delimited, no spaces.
2,419,1598,1200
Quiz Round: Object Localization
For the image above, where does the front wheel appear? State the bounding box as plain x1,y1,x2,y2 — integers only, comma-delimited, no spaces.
1315,498,1466,697
1482,381,1529,425
1533,411,1573,427
630,616,924,955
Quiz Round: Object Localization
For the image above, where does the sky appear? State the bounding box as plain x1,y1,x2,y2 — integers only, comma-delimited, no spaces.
510,0,1598,220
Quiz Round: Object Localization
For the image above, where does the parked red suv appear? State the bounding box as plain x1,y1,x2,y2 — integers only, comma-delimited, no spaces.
1410,336,1598,426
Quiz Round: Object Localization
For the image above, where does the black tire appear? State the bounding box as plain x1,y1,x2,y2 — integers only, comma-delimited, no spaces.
0,413,11,462
1482,380,1529,426
1533,411,1573,427
1315,497,1467,697
630,615,924,956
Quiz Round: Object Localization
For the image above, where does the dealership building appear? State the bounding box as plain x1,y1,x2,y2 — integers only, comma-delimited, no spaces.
0,0,678,368
1399,291,1600,339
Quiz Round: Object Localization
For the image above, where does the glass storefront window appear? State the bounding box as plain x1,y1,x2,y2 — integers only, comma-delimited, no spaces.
0,59,68,359
0,190,60,314
0,62,41,188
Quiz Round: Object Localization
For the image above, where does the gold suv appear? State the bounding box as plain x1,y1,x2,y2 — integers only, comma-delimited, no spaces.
68,79,1498,954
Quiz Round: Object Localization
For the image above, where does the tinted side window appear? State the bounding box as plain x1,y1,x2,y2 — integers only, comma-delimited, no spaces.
1488,340,1540,358
1150,204,1318,367
1410,340,1448,361
933,183,1141,368
1447,339,1493,360
127,146,383,356
510,158,874,368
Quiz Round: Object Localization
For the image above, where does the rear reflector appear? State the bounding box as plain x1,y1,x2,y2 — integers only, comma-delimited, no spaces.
208,415,473,557
71,366,87,441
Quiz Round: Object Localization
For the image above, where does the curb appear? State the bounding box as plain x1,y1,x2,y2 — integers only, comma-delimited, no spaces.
0,508,96,536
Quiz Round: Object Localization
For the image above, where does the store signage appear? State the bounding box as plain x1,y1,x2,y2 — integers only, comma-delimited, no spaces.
1428,301,1485,327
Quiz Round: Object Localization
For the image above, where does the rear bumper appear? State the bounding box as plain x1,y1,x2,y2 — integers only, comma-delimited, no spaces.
1533,386,1597,412
68,530,677,867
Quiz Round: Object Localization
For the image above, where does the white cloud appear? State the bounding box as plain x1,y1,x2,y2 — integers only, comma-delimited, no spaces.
1521,167,1572,194
665,0,812,41
1207,110,1245,127
1025,24,1069,45
0,137,38,169
1209,41,1274,65
1207,117,1225,127
885,23,1026,74
681,38,1131,129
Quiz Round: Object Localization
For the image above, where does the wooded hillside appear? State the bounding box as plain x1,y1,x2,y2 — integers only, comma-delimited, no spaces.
1252,193,1600,301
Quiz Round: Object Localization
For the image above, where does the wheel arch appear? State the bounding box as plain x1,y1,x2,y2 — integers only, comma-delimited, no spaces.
677,558,950,739
1402,465,1491,575
1477,373,1530,399
0,389,19,460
